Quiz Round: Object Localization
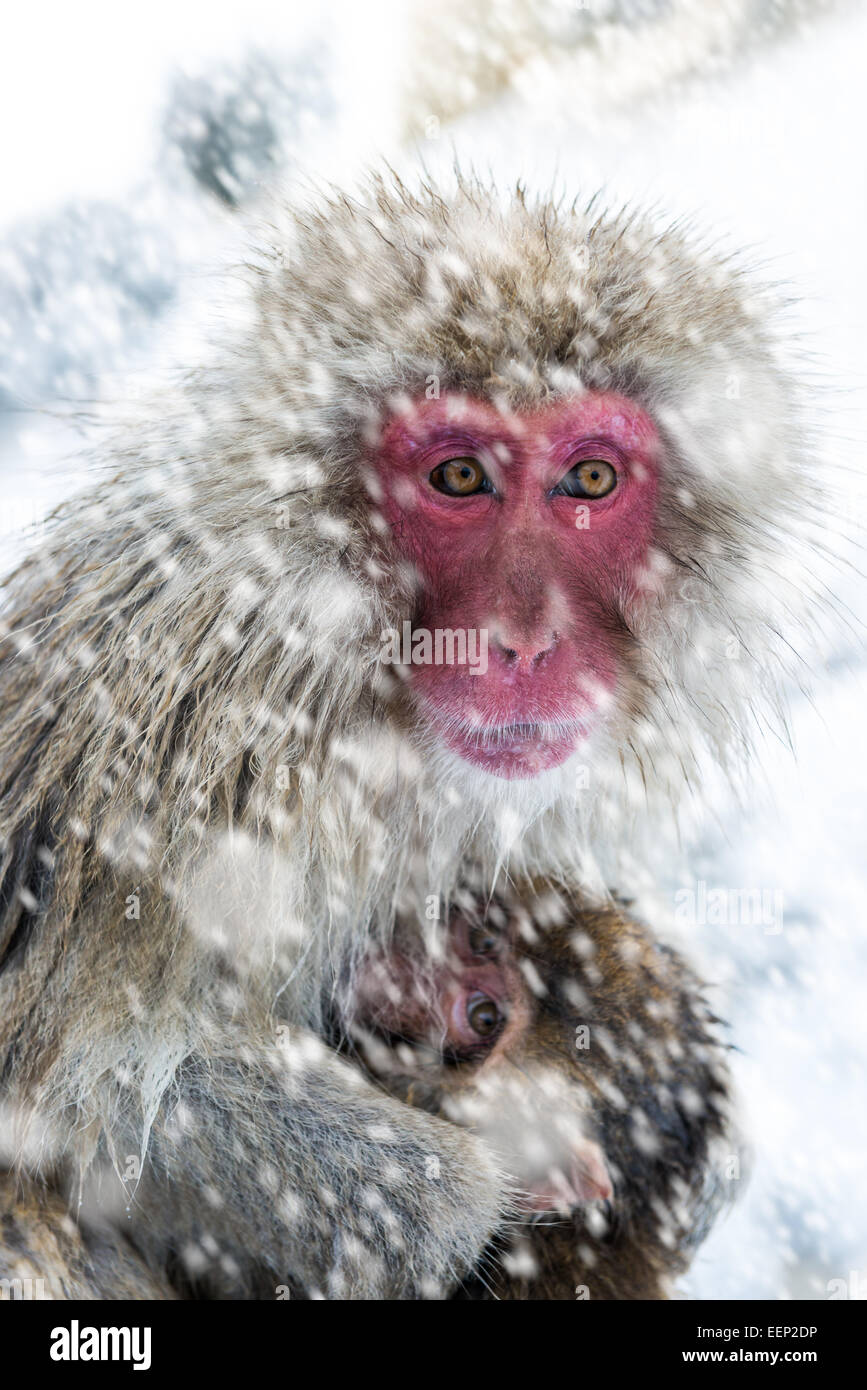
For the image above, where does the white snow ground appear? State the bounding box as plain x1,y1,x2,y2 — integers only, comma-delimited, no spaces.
1,0,865,1300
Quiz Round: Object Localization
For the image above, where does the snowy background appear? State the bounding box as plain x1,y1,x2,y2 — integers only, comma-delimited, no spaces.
1,0,865,1299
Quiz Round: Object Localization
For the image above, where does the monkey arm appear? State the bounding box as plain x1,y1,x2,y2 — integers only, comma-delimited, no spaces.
0,861,508,1301
128,1034,509,1300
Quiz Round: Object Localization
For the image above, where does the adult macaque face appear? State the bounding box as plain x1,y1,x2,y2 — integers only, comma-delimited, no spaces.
375,390,659,779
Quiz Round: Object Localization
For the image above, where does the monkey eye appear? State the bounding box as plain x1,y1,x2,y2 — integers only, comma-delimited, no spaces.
556,458,618,499
429,457,491,496
467,924,499,956
466,993,502,1037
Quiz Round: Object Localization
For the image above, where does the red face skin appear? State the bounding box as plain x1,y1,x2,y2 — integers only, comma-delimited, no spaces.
374,391,659,778
353,916,529,1060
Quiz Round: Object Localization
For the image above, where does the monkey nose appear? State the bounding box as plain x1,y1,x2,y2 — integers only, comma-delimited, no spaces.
492,632,558,671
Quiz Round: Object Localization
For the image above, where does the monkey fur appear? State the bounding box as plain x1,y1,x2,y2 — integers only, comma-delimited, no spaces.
0,172,813,1297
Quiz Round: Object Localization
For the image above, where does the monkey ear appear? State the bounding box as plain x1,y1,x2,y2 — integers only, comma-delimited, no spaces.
519,1140,613,1214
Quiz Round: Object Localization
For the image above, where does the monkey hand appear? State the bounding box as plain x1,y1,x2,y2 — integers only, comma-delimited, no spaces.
132,1029,510,1300
514,1139,613,1216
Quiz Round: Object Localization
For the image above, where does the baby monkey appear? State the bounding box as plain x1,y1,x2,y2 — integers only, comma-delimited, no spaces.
345,885,734,1300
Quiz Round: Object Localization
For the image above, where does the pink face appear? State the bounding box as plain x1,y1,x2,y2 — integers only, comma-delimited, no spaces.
354,916,527,1061
373,391,659,778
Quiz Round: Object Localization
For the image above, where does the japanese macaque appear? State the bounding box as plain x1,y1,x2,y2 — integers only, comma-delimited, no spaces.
345,884,732,1300
0,172,814,1298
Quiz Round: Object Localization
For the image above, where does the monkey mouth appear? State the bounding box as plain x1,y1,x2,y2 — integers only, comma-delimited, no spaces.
442,719,587,779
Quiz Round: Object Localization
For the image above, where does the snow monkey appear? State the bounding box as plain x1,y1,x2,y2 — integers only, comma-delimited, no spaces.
0,173,812,1298
345,883,731,1300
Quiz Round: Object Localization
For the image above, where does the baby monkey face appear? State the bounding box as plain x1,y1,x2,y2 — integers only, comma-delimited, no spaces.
351,909,613,1216
354,913,525,1059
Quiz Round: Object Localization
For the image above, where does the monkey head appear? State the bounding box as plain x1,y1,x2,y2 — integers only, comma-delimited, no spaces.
242,171,818,845
348,902,614,1215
